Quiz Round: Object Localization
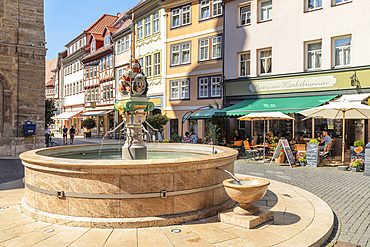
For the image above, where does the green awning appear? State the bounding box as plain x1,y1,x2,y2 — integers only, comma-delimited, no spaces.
215,95,337,117
190,107,220,119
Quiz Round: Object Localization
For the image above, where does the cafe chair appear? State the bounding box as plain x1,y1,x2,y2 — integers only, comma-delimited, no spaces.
243,140,258,161
329,138,336,158
233,140,244,157
319,142,331,166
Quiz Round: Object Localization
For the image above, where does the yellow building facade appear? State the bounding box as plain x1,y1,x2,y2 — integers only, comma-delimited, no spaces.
161,0,224,141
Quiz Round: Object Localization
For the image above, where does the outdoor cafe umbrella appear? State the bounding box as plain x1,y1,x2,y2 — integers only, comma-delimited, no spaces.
238,112,294,162
299,100,370,167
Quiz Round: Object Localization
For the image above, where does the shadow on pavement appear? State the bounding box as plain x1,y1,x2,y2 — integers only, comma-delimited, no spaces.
0,158,24,191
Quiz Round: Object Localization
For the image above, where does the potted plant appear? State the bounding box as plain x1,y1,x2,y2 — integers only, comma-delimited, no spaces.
297,151,306,166
349,157,364,172
309,139,319,144
354,140,365,147
276,149,285,164
81,118,96,138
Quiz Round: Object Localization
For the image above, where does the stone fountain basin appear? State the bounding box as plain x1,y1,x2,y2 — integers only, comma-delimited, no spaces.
19,143,238,228
223,177,270,205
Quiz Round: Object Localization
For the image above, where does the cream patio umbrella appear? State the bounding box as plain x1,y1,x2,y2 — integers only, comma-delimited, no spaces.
299,100,370,167
238,112,294,162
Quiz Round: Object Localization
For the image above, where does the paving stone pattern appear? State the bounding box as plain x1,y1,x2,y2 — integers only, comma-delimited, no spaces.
235,160,370,247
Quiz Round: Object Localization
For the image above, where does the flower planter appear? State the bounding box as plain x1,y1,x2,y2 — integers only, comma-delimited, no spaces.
298,161,306,166
276,154,285,164
350,166,361,172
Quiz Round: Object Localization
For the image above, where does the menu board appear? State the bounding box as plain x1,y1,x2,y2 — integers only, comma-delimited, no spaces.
306,143,319,167
365,149,370,176
334,119,342,137
285,120,292,135
270,139,296,167
350,146,365,163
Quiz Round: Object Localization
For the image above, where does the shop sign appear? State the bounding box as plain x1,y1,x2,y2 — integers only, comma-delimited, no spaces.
271,139,296,167
249,75,337,92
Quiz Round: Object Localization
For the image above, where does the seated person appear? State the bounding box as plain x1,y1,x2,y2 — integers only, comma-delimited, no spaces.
233,130,241,141
183,132,190,143
320,131,332,151
190,132,198,144
266,131,275,144
252,131,258,144
316,132,323,141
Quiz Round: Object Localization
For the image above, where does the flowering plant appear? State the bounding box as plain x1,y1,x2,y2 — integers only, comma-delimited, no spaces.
350,157,364,167
280,149,285,155
162,139,170,143
297,152,306,162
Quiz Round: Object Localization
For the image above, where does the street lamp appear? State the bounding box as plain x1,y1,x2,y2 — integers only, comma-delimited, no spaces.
181,105,212,143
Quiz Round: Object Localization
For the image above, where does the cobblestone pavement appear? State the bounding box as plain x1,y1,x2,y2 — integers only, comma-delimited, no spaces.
235,160,370,247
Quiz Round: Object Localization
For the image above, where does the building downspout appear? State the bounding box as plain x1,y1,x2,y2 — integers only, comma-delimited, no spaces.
221,1,226,109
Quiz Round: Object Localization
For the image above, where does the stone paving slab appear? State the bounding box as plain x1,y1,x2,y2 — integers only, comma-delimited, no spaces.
0,172,333,247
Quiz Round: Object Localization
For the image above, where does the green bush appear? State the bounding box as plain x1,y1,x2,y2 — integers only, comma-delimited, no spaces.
81,118,96,130
146,114,170,132
309,139,319,143
354,140,365,146
171,133,182,143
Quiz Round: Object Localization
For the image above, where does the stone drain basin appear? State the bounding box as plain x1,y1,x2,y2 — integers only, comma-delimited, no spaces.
223,177,270,215
19,143,238,228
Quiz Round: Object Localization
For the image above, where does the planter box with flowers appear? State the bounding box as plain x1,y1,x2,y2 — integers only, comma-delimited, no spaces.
276,149,285,164
297,151,306,166
350,157,364,172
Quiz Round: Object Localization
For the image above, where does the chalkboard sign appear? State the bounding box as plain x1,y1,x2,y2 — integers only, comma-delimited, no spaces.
270,139,296,167
306,143,319,168
365,149,370,176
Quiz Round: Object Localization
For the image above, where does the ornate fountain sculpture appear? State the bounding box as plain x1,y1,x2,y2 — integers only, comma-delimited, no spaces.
114,59,154,160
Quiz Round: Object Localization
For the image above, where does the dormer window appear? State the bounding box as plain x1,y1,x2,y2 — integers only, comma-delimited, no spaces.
91,42,96,52
105,36,110,46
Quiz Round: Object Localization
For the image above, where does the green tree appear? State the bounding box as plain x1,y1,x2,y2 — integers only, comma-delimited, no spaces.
145,114,170,132
81,118,96,130
45,99,56,129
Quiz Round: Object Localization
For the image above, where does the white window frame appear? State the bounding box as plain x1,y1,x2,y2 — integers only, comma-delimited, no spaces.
259,0,272,22
212,0,223,17
200,0,210,20
333,0,351,5
305,41,322,70
154,52,161,77
258,48,272,75
117,40,121,54
171,5,191,28
239,52,250,77
333,36,351,68
170,79,189,100
144,16,151,37
137,20,143,40
91,42,96,52
172,8,180,28
171,81,179,99
153,12,159,33
182,43,191,64
199,78,208,98
182,6,191,25
211,76,221,97
171,45,180,66
211,37,221,59
239,4,251,26
306,0,322,11
145,55,152,78
125,36,130,51
200,39,209,61
105,36,110,46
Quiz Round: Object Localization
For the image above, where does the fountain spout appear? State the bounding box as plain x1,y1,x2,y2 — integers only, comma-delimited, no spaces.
216,167,242,185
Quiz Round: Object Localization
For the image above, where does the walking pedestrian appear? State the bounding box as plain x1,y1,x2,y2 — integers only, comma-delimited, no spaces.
62,125,68,145
69,125,76,145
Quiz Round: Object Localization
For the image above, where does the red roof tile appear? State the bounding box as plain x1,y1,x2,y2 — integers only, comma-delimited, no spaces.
113,19,132,35
84,14,118,35
45,79,54,87
81,45,113,63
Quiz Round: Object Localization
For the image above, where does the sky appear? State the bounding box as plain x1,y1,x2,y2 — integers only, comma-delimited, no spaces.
44,0,137,60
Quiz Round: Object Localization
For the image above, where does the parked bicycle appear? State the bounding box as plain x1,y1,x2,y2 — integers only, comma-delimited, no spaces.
46,133,59,147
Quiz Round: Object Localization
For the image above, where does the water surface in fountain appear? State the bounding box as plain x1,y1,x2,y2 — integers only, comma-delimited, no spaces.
52,151,206,160
230,180,261,186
